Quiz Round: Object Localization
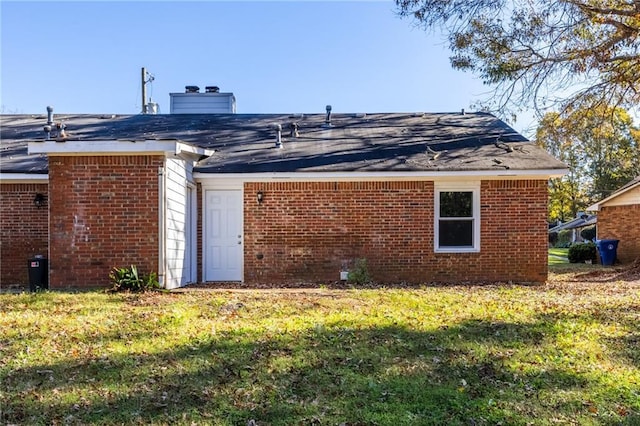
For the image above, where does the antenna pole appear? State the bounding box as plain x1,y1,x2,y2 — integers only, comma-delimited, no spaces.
141,67,147,114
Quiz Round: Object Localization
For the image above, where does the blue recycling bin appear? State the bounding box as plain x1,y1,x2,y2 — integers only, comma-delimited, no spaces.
596,239,619,266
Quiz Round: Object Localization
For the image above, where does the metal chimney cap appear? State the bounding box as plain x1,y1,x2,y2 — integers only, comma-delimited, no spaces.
205,86,220,93
185,85,200,93
326,105,332,112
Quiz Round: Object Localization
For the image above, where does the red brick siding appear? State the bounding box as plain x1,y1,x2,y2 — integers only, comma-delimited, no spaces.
242,179,548,284
0,183,49,286
48,155,162,288
479,180,548,283
597,204,640,264
196,183,203,283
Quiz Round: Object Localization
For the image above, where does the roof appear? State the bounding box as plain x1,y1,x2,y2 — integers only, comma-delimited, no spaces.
549,214,597,233
0,112,567,175
587,176,640,211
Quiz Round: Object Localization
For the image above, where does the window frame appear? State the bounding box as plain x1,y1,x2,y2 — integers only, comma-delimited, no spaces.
434,182,481,253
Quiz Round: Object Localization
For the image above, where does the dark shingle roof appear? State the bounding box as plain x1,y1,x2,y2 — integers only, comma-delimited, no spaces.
0,112,566,174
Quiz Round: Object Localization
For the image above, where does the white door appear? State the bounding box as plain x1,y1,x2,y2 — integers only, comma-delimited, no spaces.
204,190,243,281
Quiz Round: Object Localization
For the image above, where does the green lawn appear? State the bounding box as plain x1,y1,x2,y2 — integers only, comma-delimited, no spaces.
2,277,639,425
549,248,569,258
549,247,573,265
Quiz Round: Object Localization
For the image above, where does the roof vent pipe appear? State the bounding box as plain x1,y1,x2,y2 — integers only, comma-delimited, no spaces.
44,106,53,140
289,122,299,138
46,106,54,125
461,108,465,115
272,123,283,148
324,105,332,128
205,86,220,93
185,85,200,93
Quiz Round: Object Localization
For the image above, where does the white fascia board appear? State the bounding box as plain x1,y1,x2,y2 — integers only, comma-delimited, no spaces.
194,168,568,182
27,139,210,157
175,142,214,159
586,203,600,212
0,173,49,183
587,181,640,211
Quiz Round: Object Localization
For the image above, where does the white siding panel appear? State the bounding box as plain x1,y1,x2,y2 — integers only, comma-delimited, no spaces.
170,93,236,113
164,158,193,289
603,186,640,207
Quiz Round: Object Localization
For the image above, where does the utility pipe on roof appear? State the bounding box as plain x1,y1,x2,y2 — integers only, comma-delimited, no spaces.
324,105,332,127
272,123,283,148
44,106,54,140
46,106,54,125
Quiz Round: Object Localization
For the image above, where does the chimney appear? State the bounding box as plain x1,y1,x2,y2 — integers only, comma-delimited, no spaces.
170,85,236,113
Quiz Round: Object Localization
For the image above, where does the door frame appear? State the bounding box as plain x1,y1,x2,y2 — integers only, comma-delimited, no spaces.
185,182,197,284
201,182,244,282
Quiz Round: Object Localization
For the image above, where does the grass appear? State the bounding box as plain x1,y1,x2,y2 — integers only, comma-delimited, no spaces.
549,247,571,265
1,274,639,425
549,248,569,258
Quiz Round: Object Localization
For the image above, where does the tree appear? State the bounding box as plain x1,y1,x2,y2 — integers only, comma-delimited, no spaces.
535,102,640,222
536,112,589,221
395,0,640,116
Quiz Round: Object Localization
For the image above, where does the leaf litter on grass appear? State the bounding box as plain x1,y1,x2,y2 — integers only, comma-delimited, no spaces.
1,270,639,425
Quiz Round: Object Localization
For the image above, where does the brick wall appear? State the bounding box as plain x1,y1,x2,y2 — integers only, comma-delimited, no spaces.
196,183,203,283
597,204,640,264
242,179,549,285
0,183,49,286
48,155,163,288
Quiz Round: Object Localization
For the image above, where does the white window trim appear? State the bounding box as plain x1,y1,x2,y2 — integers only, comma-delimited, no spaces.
434,182,481,253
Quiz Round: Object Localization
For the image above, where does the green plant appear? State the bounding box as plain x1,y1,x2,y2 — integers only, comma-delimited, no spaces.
557,229,572,247
109,265,159,292
568,242,597,264
580,225,596,242
347,258,371,285
548,231,558,246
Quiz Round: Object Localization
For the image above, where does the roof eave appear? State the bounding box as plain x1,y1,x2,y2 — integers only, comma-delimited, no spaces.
587,180,640,211
28,139,213,160
194,168,568,181
0,173,49,183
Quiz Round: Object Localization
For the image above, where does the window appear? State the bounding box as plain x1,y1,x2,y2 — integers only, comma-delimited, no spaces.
434,183,480,252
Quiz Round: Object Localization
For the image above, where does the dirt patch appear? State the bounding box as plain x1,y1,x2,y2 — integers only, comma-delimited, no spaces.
545,258,640,295
570,258,640,282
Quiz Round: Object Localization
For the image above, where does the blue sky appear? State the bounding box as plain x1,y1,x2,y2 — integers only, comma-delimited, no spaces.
1,1,535,134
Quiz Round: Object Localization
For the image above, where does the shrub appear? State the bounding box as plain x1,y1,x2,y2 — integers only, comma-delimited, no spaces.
557,229,572,247
347,258,371,285
568,242,597,264
580,225,596,242
548,231,558,246
109,265,159,292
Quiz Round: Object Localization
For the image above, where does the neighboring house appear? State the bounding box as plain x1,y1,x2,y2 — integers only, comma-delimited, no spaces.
588,176,640,264
548,213,597,244
0,89,567,289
